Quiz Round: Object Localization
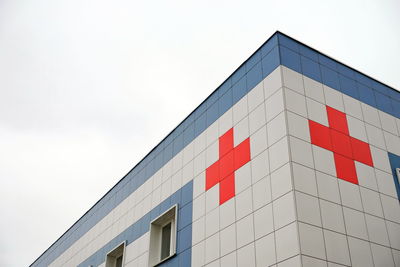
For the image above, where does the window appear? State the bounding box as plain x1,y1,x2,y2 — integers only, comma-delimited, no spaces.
105,242,125,267
397,168,400,184
148,205,177,266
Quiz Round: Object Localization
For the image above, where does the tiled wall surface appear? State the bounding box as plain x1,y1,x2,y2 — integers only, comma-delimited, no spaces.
32,32,400,267
280,66,400,267
189,66,400,267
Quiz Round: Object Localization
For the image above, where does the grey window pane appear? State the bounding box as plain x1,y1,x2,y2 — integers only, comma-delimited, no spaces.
116,255,123,267
160,222,171,260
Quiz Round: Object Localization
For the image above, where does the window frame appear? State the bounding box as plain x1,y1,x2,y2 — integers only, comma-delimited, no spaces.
148,204,178,267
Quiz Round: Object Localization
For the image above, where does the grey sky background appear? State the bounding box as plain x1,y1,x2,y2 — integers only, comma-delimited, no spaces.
0,0,399,266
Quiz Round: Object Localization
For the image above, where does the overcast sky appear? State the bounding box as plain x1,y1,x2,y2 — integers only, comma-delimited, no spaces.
0,0,399,266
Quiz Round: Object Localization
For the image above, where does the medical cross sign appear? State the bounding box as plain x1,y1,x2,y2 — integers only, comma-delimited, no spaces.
205,128,251,205
309,105,374,184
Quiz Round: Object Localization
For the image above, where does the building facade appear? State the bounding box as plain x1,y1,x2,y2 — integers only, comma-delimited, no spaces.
32,32,400,267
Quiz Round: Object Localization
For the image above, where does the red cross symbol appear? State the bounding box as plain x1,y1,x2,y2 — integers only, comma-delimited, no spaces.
205,128,251,205
309,105,374,184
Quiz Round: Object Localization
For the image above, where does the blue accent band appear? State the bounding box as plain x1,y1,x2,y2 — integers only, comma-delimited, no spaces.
276,34,400,119
32,31,400,266
78,181,193,267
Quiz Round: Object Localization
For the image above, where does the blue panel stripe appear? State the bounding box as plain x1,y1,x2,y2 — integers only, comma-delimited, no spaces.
78,181,193,267
32,31,400,266
276,33,400,119
388,153,400,200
